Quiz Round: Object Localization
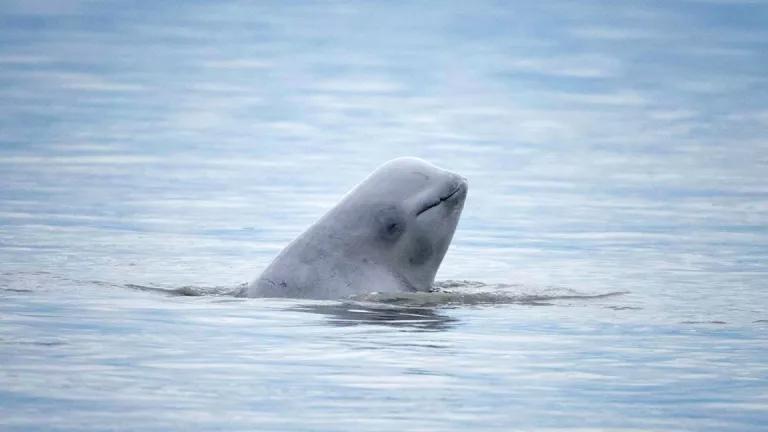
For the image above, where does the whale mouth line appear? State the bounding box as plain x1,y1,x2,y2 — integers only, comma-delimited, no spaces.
416,185,462,216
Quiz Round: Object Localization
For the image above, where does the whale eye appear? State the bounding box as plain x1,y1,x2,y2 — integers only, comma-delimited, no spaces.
375,206,406,242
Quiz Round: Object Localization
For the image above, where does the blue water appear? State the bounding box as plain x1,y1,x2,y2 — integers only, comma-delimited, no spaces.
1,1,767,430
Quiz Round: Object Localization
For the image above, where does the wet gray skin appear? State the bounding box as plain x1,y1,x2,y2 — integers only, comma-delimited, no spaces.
248,157,468,299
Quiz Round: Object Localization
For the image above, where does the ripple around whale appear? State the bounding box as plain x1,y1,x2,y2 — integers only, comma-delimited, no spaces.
1,272,628,307
120,279,628,307
117,279,629,331
353,280,628,307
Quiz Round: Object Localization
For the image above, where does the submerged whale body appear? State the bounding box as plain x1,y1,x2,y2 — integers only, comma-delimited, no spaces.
247,157,468,299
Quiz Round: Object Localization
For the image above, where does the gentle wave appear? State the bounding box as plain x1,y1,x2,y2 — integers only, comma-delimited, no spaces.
123,283,244,297
354,280,628,306
122,279,627,305
1,272,627,305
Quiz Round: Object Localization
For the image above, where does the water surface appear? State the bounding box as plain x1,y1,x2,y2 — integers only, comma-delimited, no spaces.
1,1,767,431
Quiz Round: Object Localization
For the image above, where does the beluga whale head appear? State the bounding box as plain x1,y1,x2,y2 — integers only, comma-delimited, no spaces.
248,157,468,299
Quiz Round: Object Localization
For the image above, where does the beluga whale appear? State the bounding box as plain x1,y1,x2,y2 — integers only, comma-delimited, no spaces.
247,157,468,299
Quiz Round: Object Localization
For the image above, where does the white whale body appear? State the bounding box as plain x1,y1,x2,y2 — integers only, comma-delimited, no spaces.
247,157,468,299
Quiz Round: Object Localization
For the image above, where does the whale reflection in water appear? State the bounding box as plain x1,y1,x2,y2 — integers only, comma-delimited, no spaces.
291,302,458,331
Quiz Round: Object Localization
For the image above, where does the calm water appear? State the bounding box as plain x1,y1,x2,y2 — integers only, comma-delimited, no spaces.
1,1,767,431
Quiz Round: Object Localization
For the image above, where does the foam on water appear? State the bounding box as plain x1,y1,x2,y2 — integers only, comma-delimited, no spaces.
355,280,628,307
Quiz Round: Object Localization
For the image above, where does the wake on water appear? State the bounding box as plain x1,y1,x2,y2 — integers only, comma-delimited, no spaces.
1,272,629,330
1,271,627,306
358,280,627,307
121,279,627,307
122,279,628,329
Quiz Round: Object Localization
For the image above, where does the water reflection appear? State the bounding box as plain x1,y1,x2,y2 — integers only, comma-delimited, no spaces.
292,302,458,331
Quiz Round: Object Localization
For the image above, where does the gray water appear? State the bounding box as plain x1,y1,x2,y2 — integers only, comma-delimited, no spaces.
1,1,767,431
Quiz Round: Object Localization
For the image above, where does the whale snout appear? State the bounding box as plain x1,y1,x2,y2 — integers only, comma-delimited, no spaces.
449,175,469,199
457,175,468,190
415,174,468,217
